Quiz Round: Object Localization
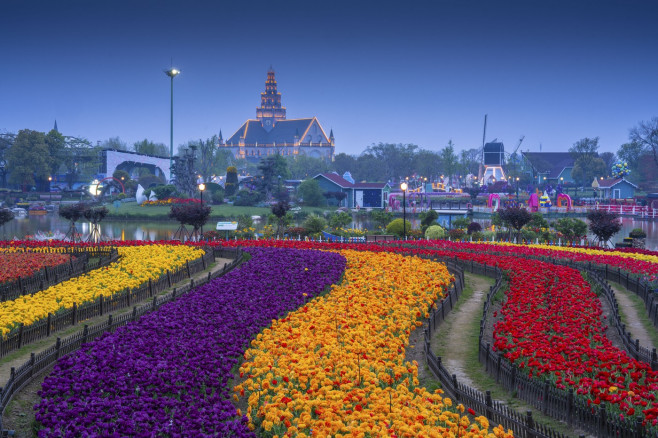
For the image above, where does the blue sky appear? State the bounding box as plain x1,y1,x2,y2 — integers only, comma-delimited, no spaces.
1,0,657,156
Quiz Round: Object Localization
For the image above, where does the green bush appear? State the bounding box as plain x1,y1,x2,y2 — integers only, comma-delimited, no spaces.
448,228,466,240
328,212,352,229
470,231,484,241
424,225,446,240
303,214,327,234
629,228,647,238
234,189,262,206
386,218,412,237
151,184,178,200
451,217,470,229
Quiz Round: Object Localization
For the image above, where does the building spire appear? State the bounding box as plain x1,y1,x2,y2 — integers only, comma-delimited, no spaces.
256,68,286,131
53,120,59,132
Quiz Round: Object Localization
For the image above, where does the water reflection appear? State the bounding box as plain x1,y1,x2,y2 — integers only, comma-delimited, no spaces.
1,213,657,250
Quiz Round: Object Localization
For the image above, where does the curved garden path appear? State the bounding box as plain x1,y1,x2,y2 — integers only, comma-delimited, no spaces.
608,282,656,352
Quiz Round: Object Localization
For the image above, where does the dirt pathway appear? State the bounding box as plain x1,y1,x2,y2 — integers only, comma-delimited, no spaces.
609,282,656,351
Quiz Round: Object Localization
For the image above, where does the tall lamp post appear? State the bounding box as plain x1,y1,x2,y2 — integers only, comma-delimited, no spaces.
515,177,520,200
198,182,206,239
48,176,52,203
400,182,408,240
164,67,180,181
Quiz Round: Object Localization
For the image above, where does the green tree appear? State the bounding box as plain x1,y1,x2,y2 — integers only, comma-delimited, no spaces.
386,218,411,237
101,136,129,151
225,166,238,196
7,129,50,189
617,142,647,184
328,212,352,230
45,129,66,177
553,218,588,241
369,210,393,229
133,139,168,156
303,214,327,235
413,149,442,181
419,210,438,233
297,179,325,207
331,153,358,177
440,140,459,184
287,155,330,179
571,156,607,187
185,136,233,183
425,225,446,240
362,143,418,181
257,154,289,198
271,201,291,236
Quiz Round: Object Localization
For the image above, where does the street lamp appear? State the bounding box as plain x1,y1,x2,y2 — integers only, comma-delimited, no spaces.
48,176,52,203
198,182,206,239
400,182,408,241
164,67,180,181
515,177,520,200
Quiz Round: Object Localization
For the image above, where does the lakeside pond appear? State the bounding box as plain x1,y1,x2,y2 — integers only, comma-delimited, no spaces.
1,213,657,250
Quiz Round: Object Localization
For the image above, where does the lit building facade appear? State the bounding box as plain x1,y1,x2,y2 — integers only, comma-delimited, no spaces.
219,69,335,162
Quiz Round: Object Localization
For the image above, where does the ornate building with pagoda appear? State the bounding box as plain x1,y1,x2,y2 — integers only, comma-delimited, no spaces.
219,69,335,162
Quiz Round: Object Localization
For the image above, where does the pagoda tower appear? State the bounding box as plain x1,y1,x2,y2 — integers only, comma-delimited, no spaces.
256,67,286,131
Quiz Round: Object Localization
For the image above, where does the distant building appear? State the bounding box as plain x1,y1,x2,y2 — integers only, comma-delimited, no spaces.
522,152,576,185
313,172,390,209
594,177,637,199
219,69,335,162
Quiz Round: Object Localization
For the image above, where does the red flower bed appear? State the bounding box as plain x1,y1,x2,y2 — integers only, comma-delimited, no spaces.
0,252,71,283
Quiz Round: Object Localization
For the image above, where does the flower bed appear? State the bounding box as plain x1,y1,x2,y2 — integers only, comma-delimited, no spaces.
35,247,346,436
235,249,505,437
141,197,201,206
0,245,203,337
0,251,71,284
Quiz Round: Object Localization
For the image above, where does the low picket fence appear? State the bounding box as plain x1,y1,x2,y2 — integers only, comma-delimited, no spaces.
0,247,243,433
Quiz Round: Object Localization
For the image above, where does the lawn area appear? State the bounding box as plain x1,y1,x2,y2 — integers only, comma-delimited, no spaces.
105,202,329,220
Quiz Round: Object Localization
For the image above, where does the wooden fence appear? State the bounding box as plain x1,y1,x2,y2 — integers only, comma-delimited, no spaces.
453,257,658,437
0,248,119,302
0,247,233,358
0,247,243,433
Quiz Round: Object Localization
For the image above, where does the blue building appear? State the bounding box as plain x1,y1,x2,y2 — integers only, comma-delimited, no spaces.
313,173,390,209
596,178,637,199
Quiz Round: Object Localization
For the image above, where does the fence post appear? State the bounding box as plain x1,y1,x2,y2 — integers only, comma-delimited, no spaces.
451,374,460,401
598,403,606,436
567,388,573,424
107,314,113,331
46,313,52,337
207,272,211,283
202,253,207,270
496,354,502,383
99,295,104,316
148,279,153,297
190,278,194,289
167,270,172,287
82,325,89,344
542,380,549,414
72,302,78,325
152,296,157,311
635,416,645,438
485,390,493,421
18,323,24,348
29,352,35,378
44,266,50,283
525,411,536,438
126,288,131,306
652,349,658,371
485,343,490,372
18,276,23,292
510,363,517,391
172,287,177,299
55,337,61,360
186,261,191,278
132,306,137,321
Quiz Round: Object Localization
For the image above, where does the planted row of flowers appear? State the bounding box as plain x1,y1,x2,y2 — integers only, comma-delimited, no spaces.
235,249,506,437
141,197,201,206
35,247,346,437
0,251,72,284
0,244,203,337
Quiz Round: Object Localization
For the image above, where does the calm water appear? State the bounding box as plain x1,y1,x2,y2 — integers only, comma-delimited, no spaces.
2,213,658,250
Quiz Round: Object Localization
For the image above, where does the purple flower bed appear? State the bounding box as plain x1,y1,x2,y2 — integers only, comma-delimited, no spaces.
35,247,346,437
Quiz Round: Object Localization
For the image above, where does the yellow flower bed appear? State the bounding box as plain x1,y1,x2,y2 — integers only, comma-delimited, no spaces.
235,250,512,437
484,241,658,264
0,245,203,337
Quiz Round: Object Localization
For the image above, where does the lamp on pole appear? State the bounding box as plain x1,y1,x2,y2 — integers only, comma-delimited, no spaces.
48,176,52,203
515,177,520,200
400,182,408,240
164,67,180,181
198,182,206,238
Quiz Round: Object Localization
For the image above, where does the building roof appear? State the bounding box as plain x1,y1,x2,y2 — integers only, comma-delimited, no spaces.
226,118,329,145
314,173,388,189
523,152,575,179
598,178,638,189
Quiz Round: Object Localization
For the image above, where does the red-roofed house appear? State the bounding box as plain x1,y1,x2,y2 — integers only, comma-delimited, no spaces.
313,173,390,209
593,177,638,199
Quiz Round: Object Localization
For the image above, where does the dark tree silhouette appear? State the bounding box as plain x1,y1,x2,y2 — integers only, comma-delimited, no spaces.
169,204,212,241
498,207,532,240
59,203,87,242
587,210,622,247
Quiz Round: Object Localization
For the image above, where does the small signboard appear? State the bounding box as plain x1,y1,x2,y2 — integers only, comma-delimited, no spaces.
216,221,238,231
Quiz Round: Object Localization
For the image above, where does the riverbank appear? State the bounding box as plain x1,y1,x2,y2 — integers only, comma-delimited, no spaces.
103,203,327,220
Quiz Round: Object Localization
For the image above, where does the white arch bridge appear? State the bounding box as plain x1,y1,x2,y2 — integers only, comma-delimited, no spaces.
100,150,171,182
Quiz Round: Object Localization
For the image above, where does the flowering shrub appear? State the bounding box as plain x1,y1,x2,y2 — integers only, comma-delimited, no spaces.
35,247,346,436
0,245,203,337
235,250,506,437
0,251,71,283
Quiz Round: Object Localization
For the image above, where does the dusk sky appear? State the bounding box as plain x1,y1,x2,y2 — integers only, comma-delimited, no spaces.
2,0,657,156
